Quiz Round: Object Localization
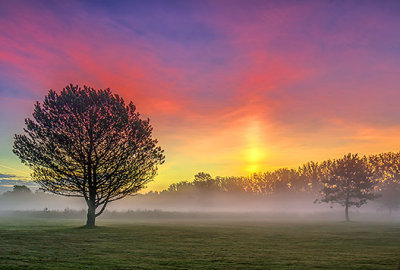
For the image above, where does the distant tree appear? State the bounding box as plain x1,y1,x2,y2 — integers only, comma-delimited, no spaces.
3,185,33,197
316,153,378,221
272,168,300,193
217,176,249,193
298,161,322,193
369,152,400,182
167,181,194,193
193,172,219,191
13,85,165,227
369,152,400,215
251,172,273,194
12,185,32,194
252,168,300,195
378,182,400,216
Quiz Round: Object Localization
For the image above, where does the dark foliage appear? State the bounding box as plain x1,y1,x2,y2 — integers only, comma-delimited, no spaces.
3,185,33,196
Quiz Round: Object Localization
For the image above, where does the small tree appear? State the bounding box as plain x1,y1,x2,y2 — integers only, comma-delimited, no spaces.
13,84,165,227
317,153,377,221
3,185,33,197
379,182,400,216
369,152,400,215
193,172,217,191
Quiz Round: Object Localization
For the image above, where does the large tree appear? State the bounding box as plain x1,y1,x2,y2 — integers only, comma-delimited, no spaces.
13,84,165,227
317,153,377,221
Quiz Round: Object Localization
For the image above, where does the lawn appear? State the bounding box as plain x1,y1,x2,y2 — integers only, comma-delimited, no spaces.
0,217,399,269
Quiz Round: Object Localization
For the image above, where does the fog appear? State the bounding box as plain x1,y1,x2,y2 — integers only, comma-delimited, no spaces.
0,189,397,222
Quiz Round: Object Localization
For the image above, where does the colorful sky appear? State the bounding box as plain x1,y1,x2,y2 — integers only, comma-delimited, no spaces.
1,0,400,190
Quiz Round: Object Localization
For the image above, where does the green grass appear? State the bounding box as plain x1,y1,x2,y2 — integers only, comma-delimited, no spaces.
0,217,399,269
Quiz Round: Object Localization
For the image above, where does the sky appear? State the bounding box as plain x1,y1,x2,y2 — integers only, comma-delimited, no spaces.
0,0,400,191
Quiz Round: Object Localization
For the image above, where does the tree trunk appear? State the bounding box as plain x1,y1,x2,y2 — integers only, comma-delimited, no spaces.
86,203,96,228
345,203,350,222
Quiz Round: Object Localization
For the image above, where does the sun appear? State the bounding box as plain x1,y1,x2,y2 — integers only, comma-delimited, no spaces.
244,118,267,174
247,147,262,163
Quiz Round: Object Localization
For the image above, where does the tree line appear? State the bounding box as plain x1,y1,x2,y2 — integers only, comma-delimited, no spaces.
150,153,400,221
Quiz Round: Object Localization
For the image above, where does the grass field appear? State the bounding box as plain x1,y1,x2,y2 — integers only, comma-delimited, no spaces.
0,217,399,269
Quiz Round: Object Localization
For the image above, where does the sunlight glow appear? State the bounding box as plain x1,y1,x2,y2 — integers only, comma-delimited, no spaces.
244,119,266,173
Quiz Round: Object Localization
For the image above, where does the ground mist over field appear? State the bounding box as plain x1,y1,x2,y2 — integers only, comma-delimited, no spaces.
0,188,399,269
0,190,398,222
